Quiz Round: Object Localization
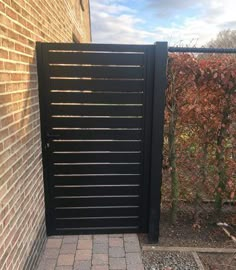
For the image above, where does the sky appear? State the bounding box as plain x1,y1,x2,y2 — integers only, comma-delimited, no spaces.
89,0,236,46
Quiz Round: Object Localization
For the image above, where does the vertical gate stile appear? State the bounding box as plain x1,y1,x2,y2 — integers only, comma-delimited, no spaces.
36,42,55,235
140,46,155,231
148,42,168,242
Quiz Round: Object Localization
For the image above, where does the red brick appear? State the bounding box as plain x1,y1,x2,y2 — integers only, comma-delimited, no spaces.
0,1,91,270
0,73,11,81
1,115,14,127
4,62,16,71
6,7,18,20
0,48,9,59
11,0,22,14
0,2,5,12
0,119,8,134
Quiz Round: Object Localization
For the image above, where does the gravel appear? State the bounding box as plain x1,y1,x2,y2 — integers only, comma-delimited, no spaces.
142,251,199,270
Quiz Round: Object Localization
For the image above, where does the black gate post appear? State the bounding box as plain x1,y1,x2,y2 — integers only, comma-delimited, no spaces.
148,42,168,242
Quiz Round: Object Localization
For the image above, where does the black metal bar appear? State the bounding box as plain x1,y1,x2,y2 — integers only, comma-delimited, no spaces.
45,42,151,52
48,51,144,65
140,46,155,232
54,175,142,186
56,207,140,218
148,42,168,242
168,47,236,54
36,42,55,235
55,227,140,235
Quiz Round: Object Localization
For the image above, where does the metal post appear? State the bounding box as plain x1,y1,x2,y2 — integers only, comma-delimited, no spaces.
148,42,168,242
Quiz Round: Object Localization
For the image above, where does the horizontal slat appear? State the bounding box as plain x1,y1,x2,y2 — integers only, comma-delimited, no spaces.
54,196,140,207
51,105,142,116
50,118,142,128
55,207,140,218
46,43,148,52
52,152,142,163
55,227,140,234
49,66,144,79
48,52,144,65
51,141,141,151
55,217,139,228
53,164,141,174
50,92,143,104
50,129,142,140
54,186,140,196
50,79,144,91
53,175,142,185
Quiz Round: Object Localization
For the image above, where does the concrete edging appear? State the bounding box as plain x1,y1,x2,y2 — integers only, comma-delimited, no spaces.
192,251,205,270
142,245,236,253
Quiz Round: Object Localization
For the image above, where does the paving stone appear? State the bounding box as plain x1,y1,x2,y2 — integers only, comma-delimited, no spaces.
50,236,64,239
93,243,108,254
75,250,92,261
46,259,57,270
109,234,123,238
63,236,78,244
126,252,142,265
127,264,144,270
39,259,57,270
109,257,126,269
77,240,92,250
73,260,91,270
55,267,73,270
91,265,109,270
46,239,62,249
124,242,140,252
79,235,92,240
93,235,108,243
124,234,139,242
60,243,77,254
109,238,123,247
44,248,60,259
109,247,125,258
92,254,108,265
57,254,75,266
124,233,137,238
37,257,46,270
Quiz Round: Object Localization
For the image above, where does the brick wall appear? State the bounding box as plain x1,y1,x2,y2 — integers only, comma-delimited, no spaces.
0,0,91,269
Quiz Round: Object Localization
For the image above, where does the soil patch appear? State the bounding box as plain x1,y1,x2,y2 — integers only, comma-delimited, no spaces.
140,202,236,249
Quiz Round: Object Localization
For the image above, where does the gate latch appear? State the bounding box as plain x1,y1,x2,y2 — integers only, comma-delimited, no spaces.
45,133,60,149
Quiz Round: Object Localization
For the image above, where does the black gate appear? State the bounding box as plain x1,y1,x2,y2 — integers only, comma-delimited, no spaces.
37,43,167,239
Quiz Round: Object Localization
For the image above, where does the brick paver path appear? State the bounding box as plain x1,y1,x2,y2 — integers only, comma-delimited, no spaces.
37,234,144,270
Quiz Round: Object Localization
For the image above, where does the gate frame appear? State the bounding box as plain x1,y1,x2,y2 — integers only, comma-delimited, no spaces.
36,41,168,242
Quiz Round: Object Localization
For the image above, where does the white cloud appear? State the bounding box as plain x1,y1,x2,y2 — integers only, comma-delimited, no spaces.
90,0,156,44
90,0,236,46
146,0,204,17
154,0,236,45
